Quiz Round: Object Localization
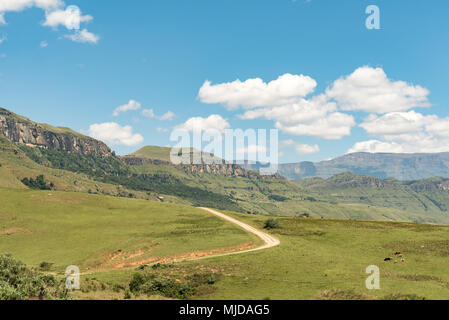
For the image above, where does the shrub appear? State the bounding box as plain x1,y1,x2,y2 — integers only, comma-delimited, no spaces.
123,289,132,300
21,175,53,190
129,272,146,293
264,218,281,230
39,262,54,271
0,254,67,300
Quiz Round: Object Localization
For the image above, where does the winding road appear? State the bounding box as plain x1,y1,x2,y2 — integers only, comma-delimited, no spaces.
195,208,280,260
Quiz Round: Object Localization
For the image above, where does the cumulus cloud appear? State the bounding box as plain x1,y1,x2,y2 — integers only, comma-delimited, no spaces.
113,100,141,117
0,1,98,44
326,66,430,113
198,73,317,110
280,139,320,155
240,95,354,139
158,111,175,121
88,122,144,146
142,109,175,121
42,6,92,29
349,111,449,154
175,114,230,133
295,143,320,155
40,40,48,47
0,0,63,24
64,29,99,44
359,111,436,137
199,67,433,145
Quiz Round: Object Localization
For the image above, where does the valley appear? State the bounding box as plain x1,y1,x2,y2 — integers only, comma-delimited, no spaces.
2,107,449,300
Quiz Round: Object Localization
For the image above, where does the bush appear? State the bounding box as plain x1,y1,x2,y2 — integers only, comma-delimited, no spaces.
129,273,146,293
264,218,281,230
0,254,67,300
39,262,54,271
21,175,53,190
123,289,132,300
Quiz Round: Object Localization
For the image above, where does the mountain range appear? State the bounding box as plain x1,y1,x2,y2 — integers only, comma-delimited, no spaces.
265,153,449,181
3,107,449,224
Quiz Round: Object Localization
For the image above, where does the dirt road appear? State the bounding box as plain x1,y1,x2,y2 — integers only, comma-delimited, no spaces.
81,208,280,274
196,208,280,259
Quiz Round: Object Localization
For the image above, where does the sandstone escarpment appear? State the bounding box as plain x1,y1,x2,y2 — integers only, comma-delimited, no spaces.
0,107,112,157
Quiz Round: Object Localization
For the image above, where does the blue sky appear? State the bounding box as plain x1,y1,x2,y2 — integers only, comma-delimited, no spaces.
0,0,448,163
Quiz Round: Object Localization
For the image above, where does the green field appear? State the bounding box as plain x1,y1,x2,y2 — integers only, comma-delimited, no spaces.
87,211,449,300
0,189,259,271
2,188,449,300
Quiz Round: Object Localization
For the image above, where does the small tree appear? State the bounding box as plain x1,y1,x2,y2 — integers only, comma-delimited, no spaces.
264,218,281,230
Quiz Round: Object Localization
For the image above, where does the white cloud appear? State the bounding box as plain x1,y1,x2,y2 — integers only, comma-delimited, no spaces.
0,1,98,44
40,40,48,47
295,143,320,155
280,139,320,155
349,111,449,154
236,144,268,155
176,114,230,133
141,108,155,118
198,73,317,110
359,111,436,137
88,122,144,147
64,29,99,44
0,0,63,24
240,95,354,139
199,67,432,145
113,100,141,117
348,140,405,154
326,66,430,113
158,111,175,121
142,109,175,121
42,6,92,30
0,33,7,44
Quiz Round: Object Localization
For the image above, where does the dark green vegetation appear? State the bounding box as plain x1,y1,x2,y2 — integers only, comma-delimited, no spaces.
263,152,449,181
128,269,217,299
0,254,68,300
21,175,54,190
264,218,281,230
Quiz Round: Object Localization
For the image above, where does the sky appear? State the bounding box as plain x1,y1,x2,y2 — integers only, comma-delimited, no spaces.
0,0,448,163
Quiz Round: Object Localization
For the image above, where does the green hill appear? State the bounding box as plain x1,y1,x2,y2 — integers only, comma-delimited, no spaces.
130,146,173,161
296,173,449,224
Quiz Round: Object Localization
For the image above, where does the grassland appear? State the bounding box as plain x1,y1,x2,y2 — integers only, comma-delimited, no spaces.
0,189,259,271
2,187,449,300
87,211,449,300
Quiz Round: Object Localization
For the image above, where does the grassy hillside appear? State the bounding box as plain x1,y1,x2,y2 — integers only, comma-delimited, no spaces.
79,210,449,300
0,133,153,199
0,189,259,270
296,173,449,224
130,146,173,161
3,187,449,300
129,146,211,162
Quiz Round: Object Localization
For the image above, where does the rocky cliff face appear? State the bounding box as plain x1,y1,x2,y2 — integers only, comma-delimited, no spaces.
122,156,283,179
0,108,112,157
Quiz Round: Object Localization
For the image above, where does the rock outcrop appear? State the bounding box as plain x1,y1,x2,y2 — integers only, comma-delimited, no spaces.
0,107,112,157
122,156,283,179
